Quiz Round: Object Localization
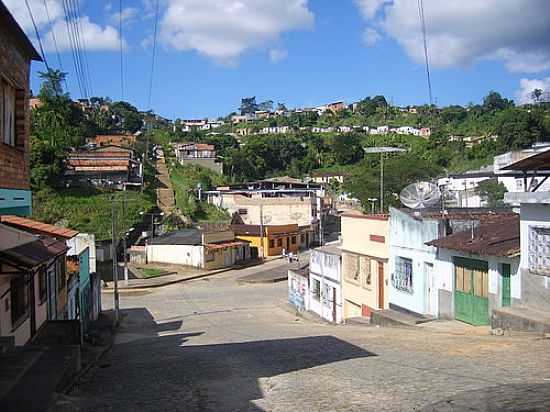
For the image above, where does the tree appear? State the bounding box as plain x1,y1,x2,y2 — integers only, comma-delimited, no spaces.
477,179,507,207
495,108,547,150
38,69,67,99
240,97,257,115
331,133,364,165
531,88,544,104
483,91,513,112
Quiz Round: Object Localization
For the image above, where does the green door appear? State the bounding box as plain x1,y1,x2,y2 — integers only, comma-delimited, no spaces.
454,257,489,326
501,263,511,307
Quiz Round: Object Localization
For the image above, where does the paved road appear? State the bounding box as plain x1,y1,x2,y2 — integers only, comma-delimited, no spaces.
63,265,550,411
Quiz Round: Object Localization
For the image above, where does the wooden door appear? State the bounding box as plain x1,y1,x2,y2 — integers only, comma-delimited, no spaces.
378,262,384,309
501,263,511,307
454,257,489,325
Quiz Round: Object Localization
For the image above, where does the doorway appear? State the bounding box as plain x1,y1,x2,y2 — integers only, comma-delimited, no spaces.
501,263,511,307
425,262,436,316
454,257,489,325
378,262,384,309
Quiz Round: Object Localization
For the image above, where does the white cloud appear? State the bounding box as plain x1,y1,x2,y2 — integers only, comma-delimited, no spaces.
109,7,140,25
362,28,381,47
3,0,63,32
4,0,124,53
354,0,550,73
44,17,125,52
159,0,314,62
516,77,550,104
269,48,288,63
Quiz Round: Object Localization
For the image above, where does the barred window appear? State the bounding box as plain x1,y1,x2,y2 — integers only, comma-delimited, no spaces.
529,226,550,275
360,256,371,287
312,278,321,301
392,257,413,294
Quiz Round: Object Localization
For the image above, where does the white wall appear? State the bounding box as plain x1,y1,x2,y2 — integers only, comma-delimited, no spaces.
309,249,343,323
146,244,204,268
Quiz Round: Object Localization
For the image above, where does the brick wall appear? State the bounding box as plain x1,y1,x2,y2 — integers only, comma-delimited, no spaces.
0,25,32,190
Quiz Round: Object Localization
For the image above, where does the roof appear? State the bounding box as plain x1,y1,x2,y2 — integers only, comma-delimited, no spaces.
205,240,249,250
0,237,67,270
502,149,550,172
67,159,130,167
0,215,78,239
426,215,520,258
232,224,262,237
311,171,348,178
260,176,305,184
313,243,342,256
394,207,516,222
341,212,389,221
0,2,42,61
148,228,202,245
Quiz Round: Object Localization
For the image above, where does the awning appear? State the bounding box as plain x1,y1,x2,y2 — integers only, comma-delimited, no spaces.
0,238,67,272
205,241,249,250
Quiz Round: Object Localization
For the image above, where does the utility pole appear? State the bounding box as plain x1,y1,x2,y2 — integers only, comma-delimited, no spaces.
259,204,264,259
111,199,119,326
122,193,128,284
380,153,384,213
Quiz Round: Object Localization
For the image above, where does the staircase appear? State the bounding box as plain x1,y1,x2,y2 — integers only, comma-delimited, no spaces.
371,308,434,328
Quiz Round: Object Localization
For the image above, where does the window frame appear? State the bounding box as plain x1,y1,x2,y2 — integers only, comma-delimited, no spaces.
1,77,17,146
10,275,29,329
57,257,66,293
392,256,413,294
360,256,371,288
528,226,550,276
311,278,321,301
344,253,361,284
38,268,47,304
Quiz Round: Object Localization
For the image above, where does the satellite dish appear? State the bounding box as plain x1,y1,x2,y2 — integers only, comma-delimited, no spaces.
400,182,441,209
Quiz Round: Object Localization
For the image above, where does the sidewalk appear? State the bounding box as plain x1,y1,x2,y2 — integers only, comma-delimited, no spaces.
103,259,266,291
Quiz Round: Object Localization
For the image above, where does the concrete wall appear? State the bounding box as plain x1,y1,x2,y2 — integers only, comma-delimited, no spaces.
215,194,315,227
518,203,550,311
341,214,390,317
389,208,439,316
146,244,203,268
203,230,234,244
288,270,309,312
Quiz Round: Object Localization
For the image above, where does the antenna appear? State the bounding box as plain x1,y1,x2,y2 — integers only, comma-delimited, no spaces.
399,182,441,209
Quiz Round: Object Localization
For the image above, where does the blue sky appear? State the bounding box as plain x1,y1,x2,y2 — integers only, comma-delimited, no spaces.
6,0,550,119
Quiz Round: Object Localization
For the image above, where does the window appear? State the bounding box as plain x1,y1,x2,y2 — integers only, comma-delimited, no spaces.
344,253,360,283
360,256,371,287
392,257,413,294
206,252,215,262
277,238,282,247
269,239,275,248
0,79,16,146
312,278,321,301
291,236,297,245
38,269,47,304
57,257,66,292
300,234,305,243
238,208,248,215
529,226,550,275
10,276,29,327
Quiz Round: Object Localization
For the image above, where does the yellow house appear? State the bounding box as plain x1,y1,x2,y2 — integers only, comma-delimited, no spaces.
341,213,390,320
232,224,300,257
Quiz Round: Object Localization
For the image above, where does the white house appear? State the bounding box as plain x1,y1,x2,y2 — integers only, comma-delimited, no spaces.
288,264,310,313
309,243,343,323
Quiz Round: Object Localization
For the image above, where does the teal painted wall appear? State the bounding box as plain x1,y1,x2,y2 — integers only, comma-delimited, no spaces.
0,188,32,216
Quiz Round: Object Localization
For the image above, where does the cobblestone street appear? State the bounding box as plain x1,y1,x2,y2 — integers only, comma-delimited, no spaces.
64,265,550,411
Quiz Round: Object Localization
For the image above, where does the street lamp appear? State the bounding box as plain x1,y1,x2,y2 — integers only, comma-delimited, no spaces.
140,211,165,238
363,147,407,213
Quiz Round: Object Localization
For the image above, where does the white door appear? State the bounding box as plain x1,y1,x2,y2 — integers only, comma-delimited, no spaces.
322,283,334,322
425,262,437,317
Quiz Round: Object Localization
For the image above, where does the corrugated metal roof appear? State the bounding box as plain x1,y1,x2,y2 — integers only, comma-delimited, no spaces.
0,237,67,270
426,215,520,257
149,228,203,245
502,149,550,171
0,215,78,239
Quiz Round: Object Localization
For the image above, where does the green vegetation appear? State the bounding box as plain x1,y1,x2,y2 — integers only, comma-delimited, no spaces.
169,164,230,222
476,180,508,208
141,268,165,278
29,69,152,239
33,188,155,241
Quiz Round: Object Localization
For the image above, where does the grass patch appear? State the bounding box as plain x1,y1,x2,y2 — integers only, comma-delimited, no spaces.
33,187,155,241
141,268,165,278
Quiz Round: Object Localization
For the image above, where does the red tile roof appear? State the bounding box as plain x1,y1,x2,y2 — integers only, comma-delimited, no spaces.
0,215,79,239
426,215,520,257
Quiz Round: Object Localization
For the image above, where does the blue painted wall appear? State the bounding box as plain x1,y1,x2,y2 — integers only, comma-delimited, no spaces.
0,188,32,216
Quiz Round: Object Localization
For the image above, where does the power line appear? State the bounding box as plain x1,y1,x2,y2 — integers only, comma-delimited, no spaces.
42,0,64,73
62,0,85,97
417,0,433,107
147,0,161,109
119,0,124,101
25,0,50,71
73,0,94,97
67,0,89,97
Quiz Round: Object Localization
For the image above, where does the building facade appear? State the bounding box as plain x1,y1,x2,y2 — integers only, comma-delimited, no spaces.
309,244,343,323
0,3,41,216
341,214,390,319
232,224,301,257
